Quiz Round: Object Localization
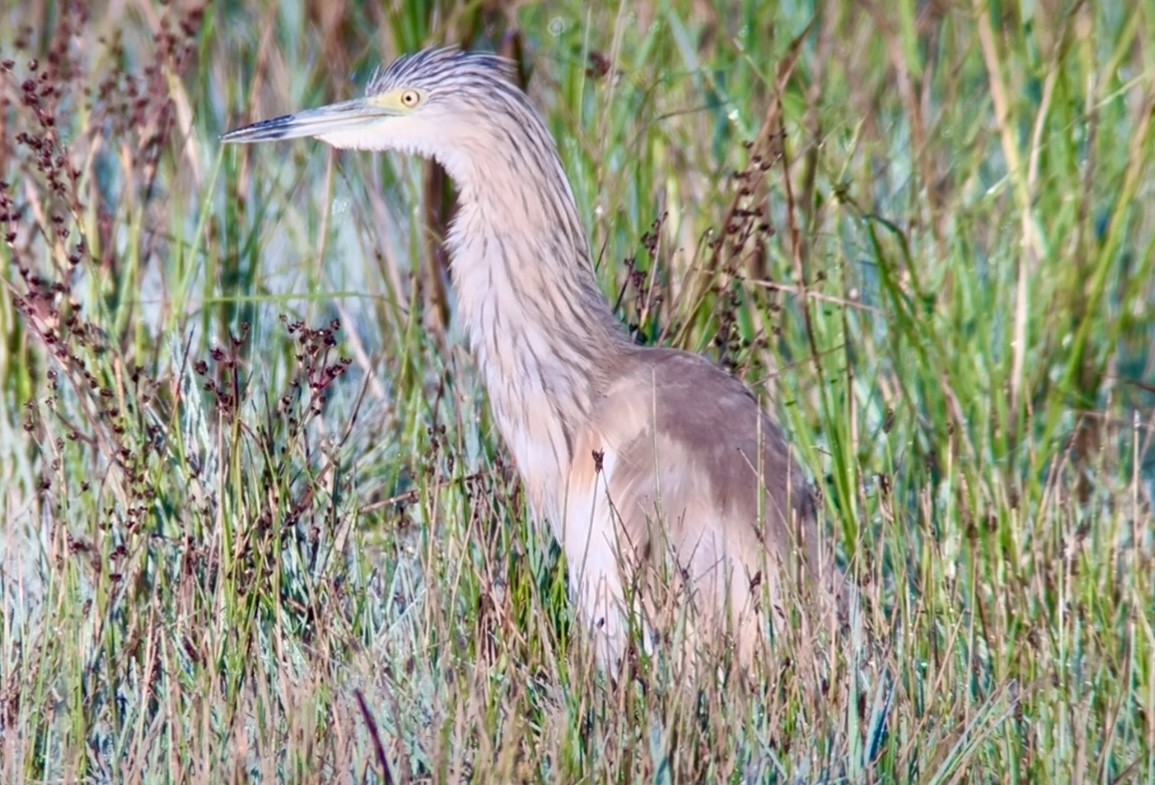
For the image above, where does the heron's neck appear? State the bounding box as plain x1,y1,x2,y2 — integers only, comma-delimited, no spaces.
446,176,627,517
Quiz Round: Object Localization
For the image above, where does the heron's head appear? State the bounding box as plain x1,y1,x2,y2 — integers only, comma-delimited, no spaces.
222,47,544,183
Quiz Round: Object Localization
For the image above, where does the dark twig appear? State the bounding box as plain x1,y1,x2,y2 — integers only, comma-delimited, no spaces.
354,689,397,785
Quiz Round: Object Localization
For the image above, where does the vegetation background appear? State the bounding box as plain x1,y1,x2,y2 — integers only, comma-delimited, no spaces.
1,0,1152,782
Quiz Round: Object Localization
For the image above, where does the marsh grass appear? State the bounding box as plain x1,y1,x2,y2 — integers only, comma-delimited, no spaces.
1,0,1153,782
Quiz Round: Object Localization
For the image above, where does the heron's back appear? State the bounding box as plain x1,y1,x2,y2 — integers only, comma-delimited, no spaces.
565,346,849,664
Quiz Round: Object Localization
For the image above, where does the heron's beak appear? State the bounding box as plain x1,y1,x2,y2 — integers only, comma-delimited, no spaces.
221,98,395,144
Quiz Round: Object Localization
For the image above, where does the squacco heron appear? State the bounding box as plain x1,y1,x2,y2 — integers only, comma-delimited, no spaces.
223,47,853,669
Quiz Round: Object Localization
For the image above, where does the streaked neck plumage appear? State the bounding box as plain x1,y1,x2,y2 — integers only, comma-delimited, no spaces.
436,115,629,522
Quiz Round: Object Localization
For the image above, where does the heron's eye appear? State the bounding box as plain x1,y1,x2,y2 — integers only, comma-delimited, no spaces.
400,89,421,108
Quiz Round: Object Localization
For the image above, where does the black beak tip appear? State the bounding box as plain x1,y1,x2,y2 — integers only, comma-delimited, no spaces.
221,113,297,143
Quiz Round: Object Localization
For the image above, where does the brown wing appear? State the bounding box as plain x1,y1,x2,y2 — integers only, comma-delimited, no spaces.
578,347,849,661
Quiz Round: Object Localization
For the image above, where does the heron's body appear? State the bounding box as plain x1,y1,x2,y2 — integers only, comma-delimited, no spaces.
224,47,849,668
